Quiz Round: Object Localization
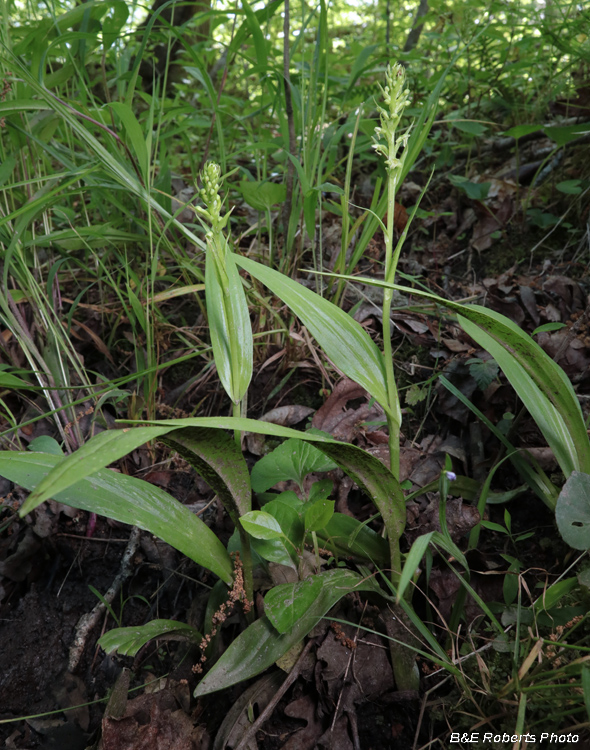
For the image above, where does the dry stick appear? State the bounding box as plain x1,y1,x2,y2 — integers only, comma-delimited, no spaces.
234,640,314,750
281,0,297,245
68,526,141,672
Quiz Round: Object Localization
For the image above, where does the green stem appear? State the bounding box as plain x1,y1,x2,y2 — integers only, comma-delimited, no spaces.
382,170,401,480
232,399,241,450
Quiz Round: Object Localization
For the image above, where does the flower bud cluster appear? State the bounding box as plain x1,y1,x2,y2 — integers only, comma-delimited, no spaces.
195,161,231,237
200,161,222,216
372,64,412,181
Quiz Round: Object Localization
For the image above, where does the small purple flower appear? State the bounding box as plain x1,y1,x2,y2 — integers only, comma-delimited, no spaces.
445,471,457,481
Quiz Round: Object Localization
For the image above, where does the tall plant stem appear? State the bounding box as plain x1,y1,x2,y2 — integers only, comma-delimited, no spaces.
382,170,401,481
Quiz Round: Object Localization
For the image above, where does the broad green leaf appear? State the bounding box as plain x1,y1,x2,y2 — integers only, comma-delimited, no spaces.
452,120,488,136
503,559,520,606
544,124,590,147
556,472,590,550
308,479,333,503
0,155,16,186
251,438,337,492
0,452,233,583
160,427,251,523
467,357,499,390
234,256,390,414
102,0,128,49
396,533,434,603
109,102,149,184
448,175,490,200
264,494,304,548
264,576,322,633
250,537,297,570
556,180,583,195
532,322,566,335
194,569,374,695
99,620,202,657
240,511,284,540
0,371,36,389
265,569,374,634
158,420,406,551
19,426,172,513
304,497,334,532
19,418,405,567
206,249,253,404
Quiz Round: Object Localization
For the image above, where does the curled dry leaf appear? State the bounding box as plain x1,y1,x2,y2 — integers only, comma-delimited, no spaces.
312,378,385,444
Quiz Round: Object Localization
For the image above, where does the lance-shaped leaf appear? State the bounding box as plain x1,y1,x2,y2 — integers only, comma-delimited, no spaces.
315,272,590,477
0,452,233,583
234,256,390,415
19,426,172,513
160,427,251,522
16,418,405,570
206,249,252,404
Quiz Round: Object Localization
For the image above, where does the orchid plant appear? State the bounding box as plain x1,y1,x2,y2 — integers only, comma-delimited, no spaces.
1,62,589,702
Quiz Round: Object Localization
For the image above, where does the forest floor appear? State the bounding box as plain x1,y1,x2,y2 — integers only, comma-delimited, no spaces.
1,134,590,749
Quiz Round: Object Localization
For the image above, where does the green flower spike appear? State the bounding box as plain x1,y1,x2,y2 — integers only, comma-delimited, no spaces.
372,63,412,191
195,161,231,291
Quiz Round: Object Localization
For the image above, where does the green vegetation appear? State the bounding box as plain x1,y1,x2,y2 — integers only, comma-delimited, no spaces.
1,0,589,743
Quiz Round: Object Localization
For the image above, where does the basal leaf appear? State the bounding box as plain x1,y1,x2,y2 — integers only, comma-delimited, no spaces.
18,418,405,572
0,452,233,583
160,427,251,523
20,425,172,513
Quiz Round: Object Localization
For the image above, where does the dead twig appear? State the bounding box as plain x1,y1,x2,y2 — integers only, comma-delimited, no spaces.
68,526,141,672
233,640,314,750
